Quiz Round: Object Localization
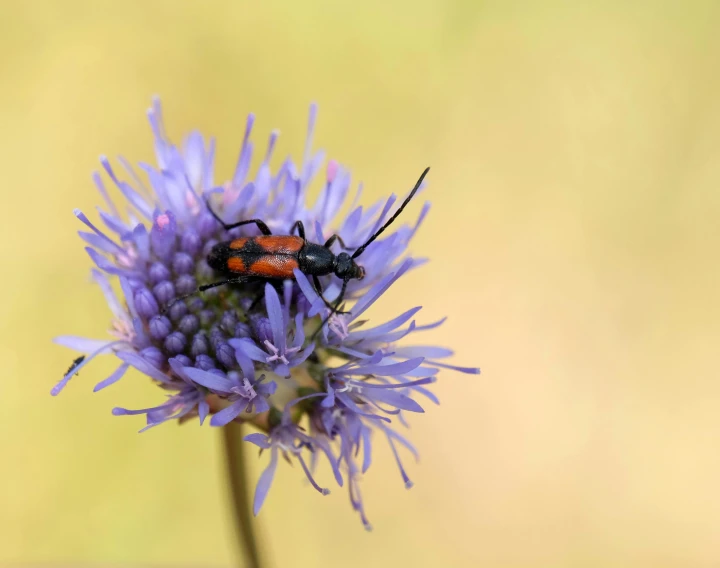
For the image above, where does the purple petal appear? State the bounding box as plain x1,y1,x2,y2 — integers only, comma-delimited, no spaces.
118,155,152,198
85,247,144,279
263,283,286,351
351,356,425,377
113,404,168,416
132,223,151,261
297,454,330,496
204,138,216,189
290,313,306,349
93,363,129,392
361,427,373,473
321,387,335,408
389,364,438,379
426,360,481,374
367,193,397,237
253,396,270,414
394,346,454,359
282,280,293,329
360,376,436,389
53,336,117,353
351,258,413,319
409,201,431,240
230,343,256,379
382,426,420,461
115,351,173,384
244,433,272,449
184,132,205,187
140,163,171,211
413,316,447,332
92,171,120,217
291,342,316,368
97,208,129,236
74,209,124,254
78,231,120,254
259,378,277,396
385,432,413,489
210,401,244,427
365,388,424,413
274,363,290,377
377,320,418,344
91,269,129,322
414,385,440,405
253,447,279,516
347,306,422,340
119,277,139,321
301,103,318,180
198,400,210,425
336,392,391,423
313,220,325,244
183,367,233,393
293,269,325,317
284,392,326,414
317,440,344,486
231,338,271,363
333,345,371,360
100,156,153,219
232,113,255,187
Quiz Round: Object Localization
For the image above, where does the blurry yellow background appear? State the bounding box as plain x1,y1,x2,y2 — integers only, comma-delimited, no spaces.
2,1,720,566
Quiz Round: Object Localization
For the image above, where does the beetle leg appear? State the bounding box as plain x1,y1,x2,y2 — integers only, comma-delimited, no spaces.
333,279,349,314
248,280,283,312
248,293,264,312
204,198,272,235
312,275,350,315
323,234,356,251
289,220,306,240
198,276,252,292
162,276,252,313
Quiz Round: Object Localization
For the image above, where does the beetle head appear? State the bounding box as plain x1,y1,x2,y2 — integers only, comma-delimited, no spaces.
334,252,365,281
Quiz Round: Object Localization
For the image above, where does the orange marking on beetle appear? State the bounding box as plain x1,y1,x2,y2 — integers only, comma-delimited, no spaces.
227,257,246,272
255,235,304,254
249,256,299,279
229,237,249,250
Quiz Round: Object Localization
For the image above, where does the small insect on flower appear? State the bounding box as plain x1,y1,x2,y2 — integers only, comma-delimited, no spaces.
66,356,85,377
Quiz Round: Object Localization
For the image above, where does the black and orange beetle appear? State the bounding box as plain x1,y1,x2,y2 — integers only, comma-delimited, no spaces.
176,167,429,318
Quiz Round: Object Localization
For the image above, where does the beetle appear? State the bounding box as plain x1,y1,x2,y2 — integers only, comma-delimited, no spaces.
172,167,429,319
66,356,85,377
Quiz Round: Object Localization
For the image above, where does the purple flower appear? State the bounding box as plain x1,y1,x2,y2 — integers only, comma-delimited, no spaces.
244,409,341,516
54,99,479,528
111,357,209,431
230,283,314,377
183,368,276,427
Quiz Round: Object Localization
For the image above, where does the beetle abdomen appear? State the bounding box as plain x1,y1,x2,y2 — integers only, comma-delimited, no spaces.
210,235,304,279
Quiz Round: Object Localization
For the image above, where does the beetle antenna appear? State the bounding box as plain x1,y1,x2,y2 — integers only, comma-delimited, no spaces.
351,167,429,260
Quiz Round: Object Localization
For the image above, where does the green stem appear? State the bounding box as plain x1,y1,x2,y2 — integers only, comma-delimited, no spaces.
222,421,263,568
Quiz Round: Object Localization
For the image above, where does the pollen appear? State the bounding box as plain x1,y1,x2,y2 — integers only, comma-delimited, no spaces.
156,213,171,228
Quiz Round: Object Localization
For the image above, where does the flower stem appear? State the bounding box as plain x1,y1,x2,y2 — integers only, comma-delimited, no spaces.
222,421,263,568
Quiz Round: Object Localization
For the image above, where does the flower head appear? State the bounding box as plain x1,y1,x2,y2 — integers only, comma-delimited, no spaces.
54,99,479,528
